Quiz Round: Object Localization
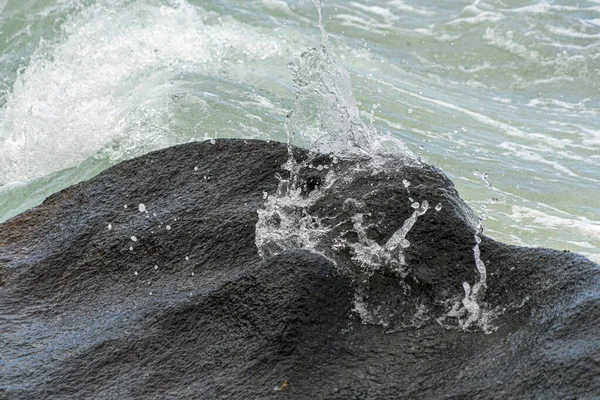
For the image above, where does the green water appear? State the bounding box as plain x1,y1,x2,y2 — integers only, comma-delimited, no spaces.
0,0,598,262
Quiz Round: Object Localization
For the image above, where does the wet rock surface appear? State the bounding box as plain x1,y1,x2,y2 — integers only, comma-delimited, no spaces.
1,139,598,399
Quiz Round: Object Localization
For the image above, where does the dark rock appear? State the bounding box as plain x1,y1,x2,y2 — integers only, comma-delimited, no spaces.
0,139,598,399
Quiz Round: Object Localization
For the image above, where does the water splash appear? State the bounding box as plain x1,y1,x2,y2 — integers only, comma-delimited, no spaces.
256,0,386,255
283,4,376,161
0,0,289,187
331,199,429,279
254,1,498,332
283,0,414,166
255,169,337,260
473,169,492,189
441,171,497,332
256,0,421,261
384,200,429,268
253,0,437,332
471,169,500,291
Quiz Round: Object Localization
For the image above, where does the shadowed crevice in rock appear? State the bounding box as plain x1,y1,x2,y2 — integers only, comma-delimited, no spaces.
1,139,598,399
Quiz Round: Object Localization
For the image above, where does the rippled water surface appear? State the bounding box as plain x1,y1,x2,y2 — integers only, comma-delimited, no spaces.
0,0,598,262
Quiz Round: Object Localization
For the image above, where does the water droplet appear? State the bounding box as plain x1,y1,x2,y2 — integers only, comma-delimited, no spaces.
402,179,411,188
107,224,112,230
134,271,138,276
129,246,133,251
462,281,471,295
166,225,171,231
124,205,128,209
139,204,146,213
185,256,189,261
194,166,198,171
210,139,216,145
411,202,420,209
435,203,442,211
154,265,158,270
408,108,413,114
473,170,492,189
131,236,138,242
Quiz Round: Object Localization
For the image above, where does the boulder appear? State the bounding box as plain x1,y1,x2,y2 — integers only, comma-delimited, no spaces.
1,139,598,399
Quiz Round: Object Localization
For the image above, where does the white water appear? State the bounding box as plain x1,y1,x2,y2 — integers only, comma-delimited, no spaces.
0,0,290,186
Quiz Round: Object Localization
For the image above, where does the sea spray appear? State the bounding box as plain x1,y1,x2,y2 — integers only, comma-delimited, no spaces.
471,169,499,294
256,0,417,266
385,200,430,268
284,0,378,159
255,0,495,331
329,198,429,280
441,171,498,332
256,0,384,258
283,0,415,170
255,168,337,259
0,0,290,187
254,0,447,330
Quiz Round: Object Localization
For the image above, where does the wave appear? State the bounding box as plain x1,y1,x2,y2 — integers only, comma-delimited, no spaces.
0,0,292,186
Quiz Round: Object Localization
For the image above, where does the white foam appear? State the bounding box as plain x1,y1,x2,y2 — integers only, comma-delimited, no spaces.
350,2,397,21
545,121,600,151
373,76,531,140
333,13,392,34
459,62,494,73
531,76,576,86
492,96,512,104
511,206,600,241
483,27,541,61
546,25,600,40
528,98,584,111
260,0,293,14
497,142,578,177
510,1,551,14
581,128,600,146
386,0,437,16
565,241,596,249
0,0,287,186
447,4,504,26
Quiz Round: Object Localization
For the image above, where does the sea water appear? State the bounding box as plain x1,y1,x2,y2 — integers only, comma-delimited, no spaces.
0,0,598,264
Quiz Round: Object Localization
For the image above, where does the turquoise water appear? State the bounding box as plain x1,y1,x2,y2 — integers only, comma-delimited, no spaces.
0,0,598,262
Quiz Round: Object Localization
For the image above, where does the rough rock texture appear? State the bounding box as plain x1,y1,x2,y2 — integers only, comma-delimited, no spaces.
1,139,598,399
